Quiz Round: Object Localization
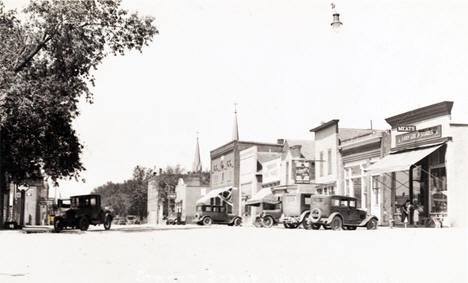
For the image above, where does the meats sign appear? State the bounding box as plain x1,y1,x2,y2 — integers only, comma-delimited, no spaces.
396,125,441,145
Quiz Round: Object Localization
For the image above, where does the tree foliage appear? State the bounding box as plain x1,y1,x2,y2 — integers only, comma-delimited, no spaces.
0,0,158,184
92,165,188,219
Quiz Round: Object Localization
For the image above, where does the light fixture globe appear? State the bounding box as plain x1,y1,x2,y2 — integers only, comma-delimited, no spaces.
331,12,343,32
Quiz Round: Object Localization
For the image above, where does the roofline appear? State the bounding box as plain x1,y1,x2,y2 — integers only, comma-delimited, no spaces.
340,130,384,143
385,101,454,127
450,123,468,127
309,119,339,132
209,140,282,154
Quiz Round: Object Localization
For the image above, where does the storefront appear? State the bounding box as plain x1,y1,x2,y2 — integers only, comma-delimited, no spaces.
366,101,468,227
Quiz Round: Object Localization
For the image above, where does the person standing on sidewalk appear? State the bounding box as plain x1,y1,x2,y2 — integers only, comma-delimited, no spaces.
400,200,410,223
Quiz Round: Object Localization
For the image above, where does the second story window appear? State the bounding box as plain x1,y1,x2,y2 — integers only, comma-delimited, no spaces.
327,149,332,175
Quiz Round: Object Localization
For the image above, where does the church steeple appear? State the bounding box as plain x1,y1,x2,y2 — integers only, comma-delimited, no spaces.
232,103,239,141
192,133,202,173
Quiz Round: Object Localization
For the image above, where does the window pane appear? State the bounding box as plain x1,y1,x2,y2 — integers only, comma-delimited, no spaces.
340,200,348,207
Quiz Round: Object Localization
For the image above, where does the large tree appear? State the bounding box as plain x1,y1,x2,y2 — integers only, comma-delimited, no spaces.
0,0,158,225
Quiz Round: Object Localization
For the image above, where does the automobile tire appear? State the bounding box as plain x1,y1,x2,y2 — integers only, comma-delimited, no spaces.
366,218,378,230
330,216,343,231
233,217,242,226
302,215,312,230
79,217,90,231
289,223,300,229
311,224,321,230
263,216,274,228
254,217,263,228
54,218,63,233
202,216,213,226
104,215,112,230
310,208,322,223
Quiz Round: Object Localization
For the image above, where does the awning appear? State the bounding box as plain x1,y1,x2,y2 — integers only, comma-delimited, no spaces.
365,145,443,175
245,188,278,205
196,187,232,205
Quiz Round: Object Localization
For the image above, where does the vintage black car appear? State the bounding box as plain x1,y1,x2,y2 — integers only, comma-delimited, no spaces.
282,191,314,229
193,188,242,226
53,194,113,232
306,195,378,230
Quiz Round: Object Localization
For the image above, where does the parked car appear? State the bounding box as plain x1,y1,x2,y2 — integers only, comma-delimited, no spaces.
193,187,242,226
166,212,186,225
245,188,282,228
53,194,113,232
306,195,378,230
282,191,314,229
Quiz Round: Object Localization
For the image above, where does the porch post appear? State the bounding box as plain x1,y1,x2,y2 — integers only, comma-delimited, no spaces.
409,165,415,224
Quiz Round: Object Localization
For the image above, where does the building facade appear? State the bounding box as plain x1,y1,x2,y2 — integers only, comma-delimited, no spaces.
210,140,283,216
175,173,210,223
366,101,468,227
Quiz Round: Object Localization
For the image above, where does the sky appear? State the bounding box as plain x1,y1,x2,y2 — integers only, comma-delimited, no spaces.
4,0,468,197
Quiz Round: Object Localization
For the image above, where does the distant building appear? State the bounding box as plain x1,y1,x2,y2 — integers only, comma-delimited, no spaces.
4,177,50,227
175,172,210,223
209,107,283,216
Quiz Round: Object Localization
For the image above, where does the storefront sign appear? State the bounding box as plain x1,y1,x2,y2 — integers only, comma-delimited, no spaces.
294,160,311,184
396,125,442,146
397,125,416,132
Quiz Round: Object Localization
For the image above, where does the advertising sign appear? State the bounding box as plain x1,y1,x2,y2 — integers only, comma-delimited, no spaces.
396,125,442,146
397,125,416,132
294,160,311,184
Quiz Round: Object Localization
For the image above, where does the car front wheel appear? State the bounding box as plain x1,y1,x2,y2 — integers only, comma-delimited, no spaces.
263,216,274,228
366,218,378,230
202,216,213,226
54,218,63,233
79,217,89,231
311,224,321,230
104,215,112,230
330,216,343,231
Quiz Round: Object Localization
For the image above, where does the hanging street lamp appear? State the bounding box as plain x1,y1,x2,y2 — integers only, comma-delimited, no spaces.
330,3,343,32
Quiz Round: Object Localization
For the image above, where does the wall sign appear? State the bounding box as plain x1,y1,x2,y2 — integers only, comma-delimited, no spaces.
396,125,442,146
294,160,311,184
397,125,416,132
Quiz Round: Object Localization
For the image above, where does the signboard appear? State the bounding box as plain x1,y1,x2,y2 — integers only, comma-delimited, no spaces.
396,125,442,146
294,160,311,184
397,125,416,132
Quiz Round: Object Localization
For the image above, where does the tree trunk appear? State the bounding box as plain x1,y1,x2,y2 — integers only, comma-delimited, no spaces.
0,127,5,228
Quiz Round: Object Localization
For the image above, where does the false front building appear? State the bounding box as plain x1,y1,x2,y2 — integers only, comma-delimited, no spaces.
366,101,468,227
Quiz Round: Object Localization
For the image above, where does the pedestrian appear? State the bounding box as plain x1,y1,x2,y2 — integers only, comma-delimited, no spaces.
400,200,410,223
413,203,420,227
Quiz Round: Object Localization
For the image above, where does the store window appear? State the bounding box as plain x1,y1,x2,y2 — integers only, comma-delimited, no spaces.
429,166,447,214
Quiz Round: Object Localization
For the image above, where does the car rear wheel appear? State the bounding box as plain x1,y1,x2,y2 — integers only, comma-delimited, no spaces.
79,217,89,231
202,216,213,226
233,217,242,226
366,218,378,230
104,215,112,230
263,216,274,228
54,218,63,233
330,216,343,231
